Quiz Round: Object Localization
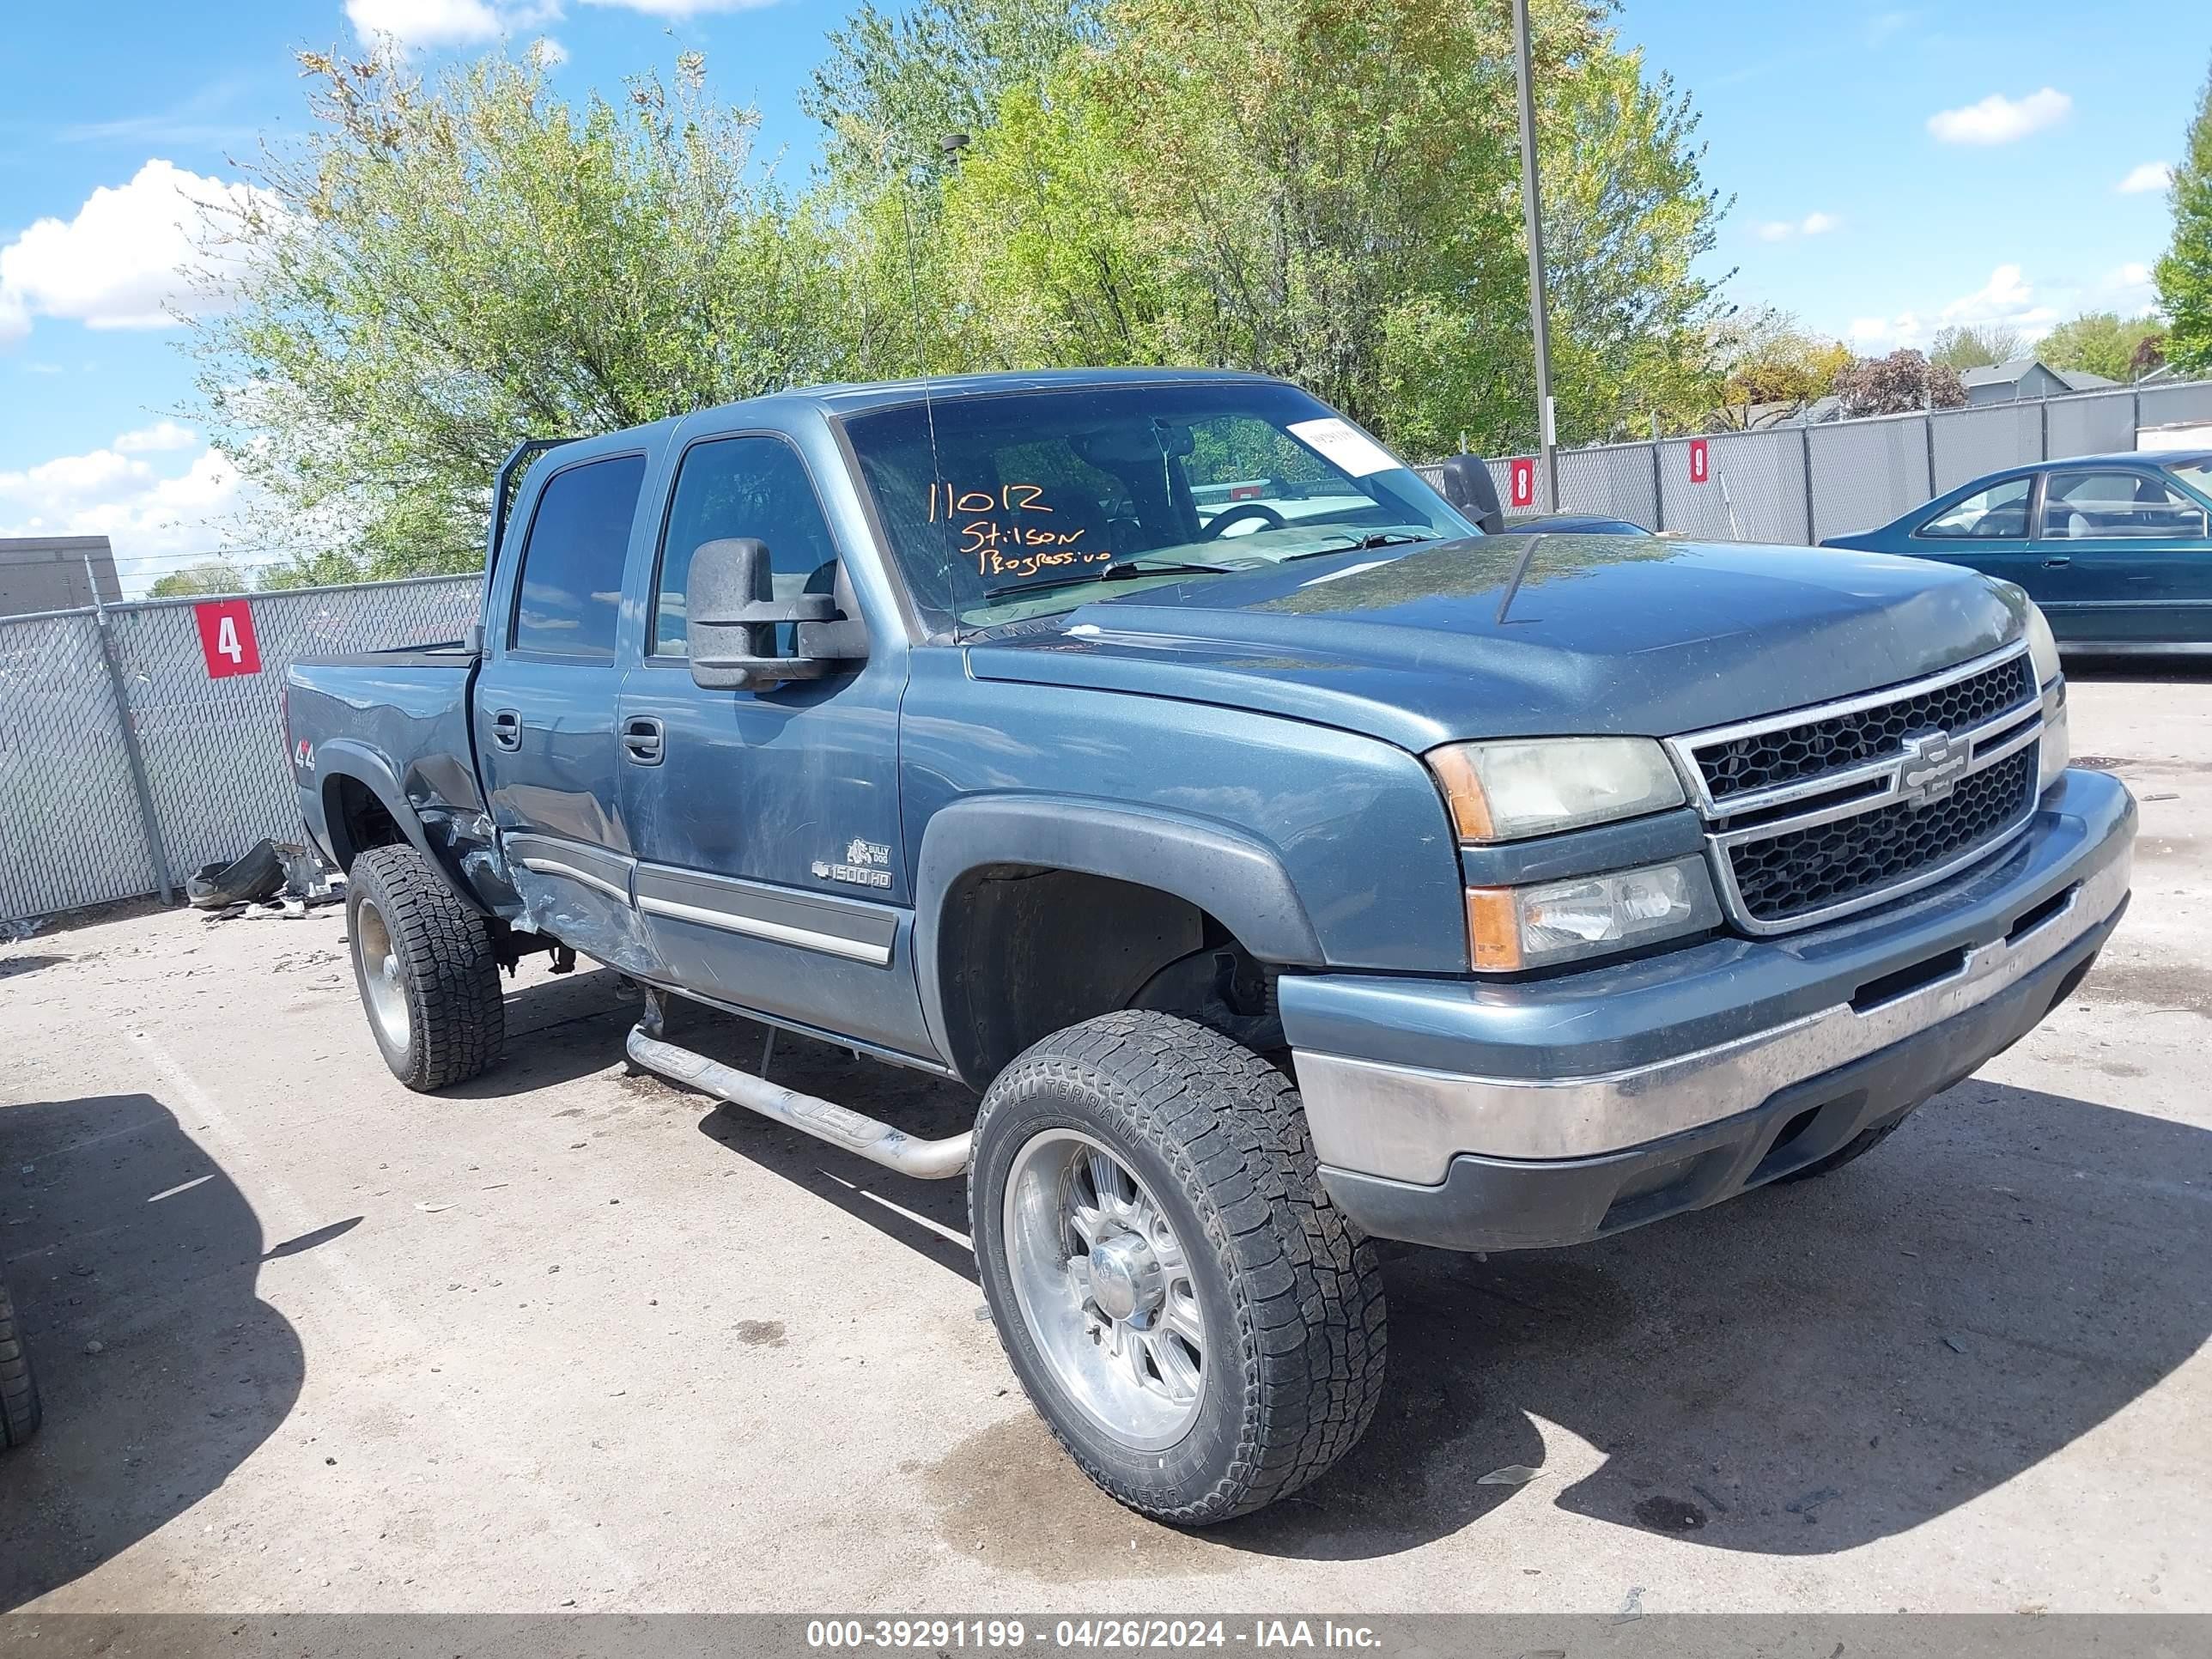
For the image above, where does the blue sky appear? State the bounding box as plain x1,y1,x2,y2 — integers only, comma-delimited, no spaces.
1,0,2205,592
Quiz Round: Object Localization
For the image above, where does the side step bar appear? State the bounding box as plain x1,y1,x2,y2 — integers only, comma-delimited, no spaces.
626,1025,972,1181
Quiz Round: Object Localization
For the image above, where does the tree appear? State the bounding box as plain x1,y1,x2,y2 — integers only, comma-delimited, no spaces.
191,50,902,580
1714,308,1850,417
149,559,248,598
2155,56,2212,374
1929,323,2022,371
2037,311,2166,382
1833,349,1966,416
908,0,1730,456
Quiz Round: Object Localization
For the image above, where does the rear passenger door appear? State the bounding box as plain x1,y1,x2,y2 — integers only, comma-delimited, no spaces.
616,432,931,1060
475,448,660,971
2030,468,2212,643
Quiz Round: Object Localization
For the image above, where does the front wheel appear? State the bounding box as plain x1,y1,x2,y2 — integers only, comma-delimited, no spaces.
346,844,505,1091
969,1012,1387,1525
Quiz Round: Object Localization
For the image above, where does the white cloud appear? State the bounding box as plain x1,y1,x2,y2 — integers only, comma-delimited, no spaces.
2118,161,2172,195
114,419,199,454
1927,88,2070,145
0,434,246,596
1866,9,1915,46
0,160,270,346
345,0,506,46
530,35,569,66
1850,312,1926,351
581,0,783,15
1756,212,1840,243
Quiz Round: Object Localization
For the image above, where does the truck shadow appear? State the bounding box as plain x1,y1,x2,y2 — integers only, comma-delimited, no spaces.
542,979,2212,1562
1216,1077,2212,1559
0,1094,307,1610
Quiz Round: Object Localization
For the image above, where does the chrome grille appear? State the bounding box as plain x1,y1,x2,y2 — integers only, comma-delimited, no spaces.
1696,654,2035,801
1727,750,2037,924
1667,643,2045,935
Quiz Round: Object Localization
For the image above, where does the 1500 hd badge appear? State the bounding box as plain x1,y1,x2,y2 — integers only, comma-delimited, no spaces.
813,838,892,890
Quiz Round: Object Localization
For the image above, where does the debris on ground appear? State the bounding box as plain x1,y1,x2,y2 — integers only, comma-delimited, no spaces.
1476,1463,1542,1486
196,840,346,920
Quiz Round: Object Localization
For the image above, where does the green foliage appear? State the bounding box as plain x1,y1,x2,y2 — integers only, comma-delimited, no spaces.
192,49,904,580
910,0,1729,455
1715,308,1850,416
148,559,249,598
195,8,1738,580
1929,323,2022,371
2156,58,2212,375
2037,311,2165,382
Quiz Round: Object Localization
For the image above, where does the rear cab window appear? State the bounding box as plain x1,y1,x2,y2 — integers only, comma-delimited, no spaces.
508,454,648,659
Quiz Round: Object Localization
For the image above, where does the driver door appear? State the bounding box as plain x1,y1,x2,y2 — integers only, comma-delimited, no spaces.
1905,471,2040,595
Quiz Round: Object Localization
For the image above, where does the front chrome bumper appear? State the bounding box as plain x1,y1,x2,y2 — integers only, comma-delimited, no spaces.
1285,769,2135,1187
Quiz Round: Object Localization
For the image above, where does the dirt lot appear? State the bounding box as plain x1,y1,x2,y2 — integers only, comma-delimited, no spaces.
3,663,2208,1615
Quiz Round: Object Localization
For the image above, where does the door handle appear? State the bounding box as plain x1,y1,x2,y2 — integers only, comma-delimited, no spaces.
622,715,665,766
489,708,522,751
2041,555,2070,568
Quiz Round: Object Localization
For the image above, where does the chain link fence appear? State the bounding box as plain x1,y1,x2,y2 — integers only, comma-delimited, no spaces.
1426,380,2212,547
1,575,477,924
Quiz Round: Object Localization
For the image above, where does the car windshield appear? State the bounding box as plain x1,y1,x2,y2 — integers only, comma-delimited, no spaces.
840,380,1475,631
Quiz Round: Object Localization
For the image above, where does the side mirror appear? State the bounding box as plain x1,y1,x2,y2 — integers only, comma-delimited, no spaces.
685,538,863,690
1440,454,1505,536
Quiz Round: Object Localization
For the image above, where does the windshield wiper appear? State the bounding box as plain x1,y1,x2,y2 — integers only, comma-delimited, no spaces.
982,558,1237,601
1283,531,1443,561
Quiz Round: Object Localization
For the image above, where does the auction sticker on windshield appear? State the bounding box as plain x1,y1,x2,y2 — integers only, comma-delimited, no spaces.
1287,416,1400,478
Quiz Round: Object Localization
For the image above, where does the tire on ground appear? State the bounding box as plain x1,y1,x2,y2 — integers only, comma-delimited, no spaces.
347,843,506,1091
0,1276,40,1449
1777,1111,1911,1184
969,1010,1387,1525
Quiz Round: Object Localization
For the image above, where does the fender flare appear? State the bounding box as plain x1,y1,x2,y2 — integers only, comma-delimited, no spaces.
313,740,500,917
911,795,1323,1079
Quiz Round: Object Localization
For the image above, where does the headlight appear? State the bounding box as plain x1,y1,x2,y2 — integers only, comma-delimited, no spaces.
1427,737,1685,842
1467,854,1723,971
2025,603,2062,689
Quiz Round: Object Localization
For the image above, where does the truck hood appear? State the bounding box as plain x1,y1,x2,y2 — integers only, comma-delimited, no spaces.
964,533,2028,752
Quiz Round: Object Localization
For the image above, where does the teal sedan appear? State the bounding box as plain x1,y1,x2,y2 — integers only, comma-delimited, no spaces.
1822,450,2212,649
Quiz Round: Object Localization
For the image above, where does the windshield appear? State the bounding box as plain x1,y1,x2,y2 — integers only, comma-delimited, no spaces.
840,380,1474,631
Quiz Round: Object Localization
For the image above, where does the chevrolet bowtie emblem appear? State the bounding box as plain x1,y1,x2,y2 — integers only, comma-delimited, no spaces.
1898,729,1968,807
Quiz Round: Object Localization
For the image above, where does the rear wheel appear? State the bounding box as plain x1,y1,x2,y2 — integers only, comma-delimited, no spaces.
347,844,505,1091
1,1277,40,1449
969,1011,1386,1525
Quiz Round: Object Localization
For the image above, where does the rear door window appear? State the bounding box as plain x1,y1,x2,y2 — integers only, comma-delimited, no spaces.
2042,471,2209,539
509,454,647,659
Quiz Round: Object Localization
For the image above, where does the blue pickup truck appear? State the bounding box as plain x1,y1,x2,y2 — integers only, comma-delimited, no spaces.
286,368,2134,1525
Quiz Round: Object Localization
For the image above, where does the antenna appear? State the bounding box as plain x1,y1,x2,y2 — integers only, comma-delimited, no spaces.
895,131,968,635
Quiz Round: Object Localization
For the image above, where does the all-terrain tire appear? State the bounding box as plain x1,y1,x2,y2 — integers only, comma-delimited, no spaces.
347,844,505,1091
1777,1111,1911,1183
969,1011,1387,1526
0,1277,40,1449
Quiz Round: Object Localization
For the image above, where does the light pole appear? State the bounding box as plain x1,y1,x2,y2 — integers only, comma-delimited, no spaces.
1510,0,1559,511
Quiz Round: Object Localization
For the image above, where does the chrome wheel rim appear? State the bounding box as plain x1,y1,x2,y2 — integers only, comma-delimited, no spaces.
1002,1129,1206,1450
355,899,410,1053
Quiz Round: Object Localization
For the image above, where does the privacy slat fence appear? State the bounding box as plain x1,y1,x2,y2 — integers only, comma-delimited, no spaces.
4,379,2210,924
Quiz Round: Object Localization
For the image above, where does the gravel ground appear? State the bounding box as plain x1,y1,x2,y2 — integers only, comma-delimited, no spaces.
1,661,2207,1616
